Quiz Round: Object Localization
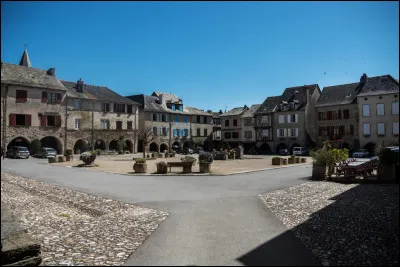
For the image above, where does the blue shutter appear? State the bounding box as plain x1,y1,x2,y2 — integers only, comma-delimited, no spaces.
173,129,177,137
175,116,179,122
181,129,185,136
179,105,183,111
172,104,175,111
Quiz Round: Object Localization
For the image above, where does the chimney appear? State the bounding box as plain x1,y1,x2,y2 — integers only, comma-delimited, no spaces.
76,78,84,93
159,94,166,106
207,110,212,113
47,68,55,76
360,73,368,87
219,109,223,114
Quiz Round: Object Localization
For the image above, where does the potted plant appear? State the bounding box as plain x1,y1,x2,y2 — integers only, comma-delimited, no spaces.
80,151,97,165
156,161,168,174
134,158,147,173
272,156,282,165
180,156,197,173
295,156,300,163
199,151,213,173
310,149,329,180
48,156,57,163
65,149,73,161
288,155,294,164
58,155,66,162
301,157,307,163
282,158,288,165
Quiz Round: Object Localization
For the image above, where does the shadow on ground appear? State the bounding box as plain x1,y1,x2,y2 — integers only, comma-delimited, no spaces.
237,183,399,266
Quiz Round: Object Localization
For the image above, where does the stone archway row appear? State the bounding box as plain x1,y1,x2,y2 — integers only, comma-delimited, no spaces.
6,135,63,155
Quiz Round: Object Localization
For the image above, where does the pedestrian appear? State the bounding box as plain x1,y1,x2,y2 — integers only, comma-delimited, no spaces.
1,146,4,160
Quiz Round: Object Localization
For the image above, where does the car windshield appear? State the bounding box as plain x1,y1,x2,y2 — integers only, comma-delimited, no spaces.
355,149,367,153
16,147,29,151
44,148,56,152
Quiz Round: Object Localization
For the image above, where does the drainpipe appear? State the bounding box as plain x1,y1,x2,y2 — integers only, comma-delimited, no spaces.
64,94,68,154
2,85,8,148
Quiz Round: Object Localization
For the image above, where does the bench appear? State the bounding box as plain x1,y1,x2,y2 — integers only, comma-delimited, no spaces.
167,162,193,173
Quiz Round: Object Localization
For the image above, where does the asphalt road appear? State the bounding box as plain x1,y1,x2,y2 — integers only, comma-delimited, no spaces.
1,158,320,266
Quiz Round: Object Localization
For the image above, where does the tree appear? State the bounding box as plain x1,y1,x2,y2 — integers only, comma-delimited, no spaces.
29,139,41,155
137,126,158,158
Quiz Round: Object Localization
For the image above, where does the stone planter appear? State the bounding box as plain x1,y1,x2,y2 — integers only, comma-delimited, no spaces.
312,164,328,180
165,153,169,158
199,162,212,173
65,155,73,161
133,163,147,173
48,157,57,164
301,157,307,163
156,165,168,174
182,163,193,173
58,156,66,162
377,164,396,181
295,157,300,163
272,158,282,165
288,158,294,164
282,158,288,165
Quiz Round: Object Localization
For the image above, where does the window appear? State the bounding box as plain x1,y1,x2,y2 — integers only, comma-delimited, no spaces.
204,116,208,124
116,121,122,130
101,119,110,129
47,116,56,127
197,128,201,136
16,90,27,103
343,110,350,119
279,115,285,124
344,125,353,135
224,132,231,139
115,103,125,113
183,116,188,123
127,121,133,130
377,123,385,136
363,123,371,136
332,111,339,120
161,127,167,136
102,103,110,112
376,104,385,116
176,128,180,137
185,129,189,137
393,122,399,135
172,104,176,111
16,114,26,126
392,101,399,115
127,105,133,113
152,113,157,121
290,114,296,123
173,129,177,137
262,129,268,137
175,116,179,123
75,118,81,130
197,116,201,123
73,99,81,110
48,93,58,104
179,105,183,112
204,129,208,137
233,119,238,126
245,131,252,138
290,128,296,137
244,118,252,126
319,127,328,136
362,104,370,117
153,127,158,135
279,129,285,137
225,120,229,126
261,116,268,124
327,111,332,120
162,114,166,122
232,132,239,139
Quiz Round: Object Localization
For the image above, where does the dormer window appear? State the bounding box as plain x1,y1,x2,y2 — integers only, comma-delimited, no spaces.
172,104,176,111
179,105,183,112
290,102,295,109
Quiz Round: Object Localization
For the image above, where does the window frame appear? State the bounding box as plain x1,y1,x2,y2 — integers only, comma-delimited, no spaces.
16,90,27,103
393,122,399,136
102,102,110,112
116,121,123,130
363,123,371,136
75,118,81,130
376,122,385,136
376,103,385,116
101,119,110,129
362,104,370,117
392,101,399,115
48,92,58,104
127,121,133,130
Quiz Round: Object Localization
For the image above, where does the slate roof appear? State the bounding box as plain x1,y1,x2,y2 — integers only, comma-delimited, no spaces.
1,62,66,91
186,106,212,116
151,92,181,103
61,80,139,105
357,75,399,96
256,96,281,114
316,82,360,107
276,84,319,112
241,104,261,118
220,106,248,117
208,111,224,118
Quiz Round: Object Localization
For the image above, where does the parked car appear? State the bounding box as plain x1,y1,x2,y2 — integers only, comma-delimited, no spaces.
279,148,290,155
40,147,57,158
183,147,194,155
293,147,308,156
352,149,369,158
6,146,30,159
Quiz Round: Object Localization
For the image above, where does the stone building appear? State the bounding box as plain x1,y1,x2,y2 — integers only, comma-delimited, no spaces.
239,104,261,153
1,49,68,153
273,84,321,153
61,79,140,154
220,105,249,148
356,74,399,154
126,92,212,152
253,96,281,154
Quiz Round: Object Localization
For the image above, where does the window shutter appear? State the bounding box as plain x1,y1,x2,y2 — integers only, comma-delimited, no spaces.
114,103,117,112
181,129,185,136
41,115,47,127
277,129,280,137
25,114,31,127
284,129,287,137
327,111,332,120
295,128,299,137
9,114,16,126
56,115,61,127
287,115,291,124
338,110,342,119
41,92,47,103
350,125,354,135
295,114,298,123
57,93,62,104
173,129,176,137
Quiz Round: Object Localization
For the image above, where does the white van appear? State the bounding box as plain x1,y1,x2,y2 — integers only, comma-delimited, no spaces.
292,147,306,156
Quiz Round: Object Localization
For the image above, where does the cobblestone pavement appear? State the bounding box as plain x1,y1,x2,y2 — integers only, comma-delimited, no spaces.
1,172,168,266
259,181,399,266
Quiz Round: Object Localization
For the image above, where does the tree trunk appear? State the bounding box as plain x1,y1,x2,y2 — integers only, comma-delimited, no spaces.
142,140,146,158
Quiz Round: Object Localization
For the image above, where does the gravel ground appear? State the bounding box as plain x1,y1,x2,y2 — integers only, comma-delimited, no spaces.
1,172,168,266
259,181,399,266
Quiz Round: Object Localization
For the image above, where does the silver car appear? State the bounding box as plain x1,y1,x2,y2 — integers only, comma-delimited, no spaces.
41,147,57,158
6,146,30,159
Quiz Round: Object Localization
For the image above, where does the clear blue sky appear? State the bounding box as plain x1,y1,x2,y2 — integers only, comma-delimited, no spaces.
1,1,399,111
